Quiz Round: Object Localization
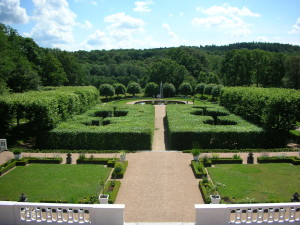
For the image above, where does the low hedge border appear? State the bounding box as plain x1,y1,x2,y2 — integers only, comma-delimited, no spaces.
76,158,117,165
104,180,121,204
112,161,128,179
11,148,136,154
199,180,211,204
183,148,299,153
0,157,63,176
210,158,243,164
257,156,300,165
191,161,207,178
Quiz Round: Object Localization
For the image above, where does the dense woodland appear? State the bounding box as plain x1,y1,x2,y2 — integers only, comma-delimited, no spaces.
1,23,300,95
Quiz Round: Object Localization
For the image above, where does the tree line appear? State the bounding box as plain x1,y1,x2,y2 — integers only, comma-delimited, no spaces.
1,23,300,95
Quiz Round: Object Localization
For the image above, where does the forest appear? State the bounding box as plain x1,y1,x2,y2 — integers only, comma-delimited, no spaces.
1,23,300,95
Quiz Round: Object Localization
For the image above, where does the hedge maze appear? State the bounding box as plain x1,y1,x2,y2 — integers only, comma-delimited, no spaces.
37,105,154,150
166,104,275,150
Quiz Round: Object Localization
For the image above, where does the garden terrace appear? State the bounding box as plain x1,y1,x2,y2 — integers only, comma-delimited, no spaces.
37,105,154,150
166,104,267,149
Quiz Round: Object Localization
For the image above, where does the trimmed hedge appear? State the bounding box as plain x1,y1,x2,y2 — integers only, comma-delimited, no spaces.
220,87,300,131
199,180,211,204
183,148,299,153
191,161,207,178
0,86,99,136
0,161,16,176
112,161,128,179
37,105,154,150
77,158,117,165
166,104,270,150
104,180,121,204
210,158,243,164
257,156,300,165
0,157,62,176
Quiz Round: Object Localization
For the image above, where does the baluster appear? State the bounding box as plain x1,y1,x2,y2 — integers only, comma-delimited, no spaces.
57,208,63,223
289,207,295,222
277,208,285,222
25,207,31,222
246,208,253,223
257,208,263,223
84,210,90,223
235,209,242,224
78,209,84,223
20,207,26,221
267,208,274,223
46,208,52,222
36,207,42,222
68,208,74,222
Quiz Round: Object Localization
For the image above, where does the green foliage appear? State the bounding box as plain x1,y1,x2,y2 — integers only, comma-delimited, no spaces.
163,83,176,97
144,82,158,97
99,83,115,98
211,85,223,99
257,156,300,165
194,83,206,96
220,87,300,131
178,82,193,96
103,180,121,204
114,83,127,97
0,86,99,136
191,161,207,178
203,83,217,95
166,104,267,150
76,157,118,165
37,105,154,150
112,161,128,179
127,82,141,97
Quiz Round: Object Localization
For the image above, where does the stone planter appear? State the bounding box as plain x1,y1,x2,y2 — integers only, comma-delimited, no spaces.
14,153,21,160
98,194,109,204
193,155,199,161
210,195,221,204
120,154,126,162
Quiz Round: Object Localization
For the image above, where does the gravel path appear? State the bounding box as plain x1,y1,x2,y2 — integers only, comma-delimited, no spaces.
152,105,168,151
115,151,203,222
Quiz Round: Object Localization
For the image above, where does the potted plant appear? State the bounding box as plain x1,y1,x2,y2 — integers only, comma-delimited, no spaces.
120,150,126,162
191,149,201,161
209,184,221,204
98,181,109,204
13,149,22,160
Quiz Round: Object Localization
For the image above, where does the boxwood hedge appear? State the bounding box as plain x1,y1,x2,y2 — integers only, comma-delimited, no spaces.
37,105,154,150
166,104,278,150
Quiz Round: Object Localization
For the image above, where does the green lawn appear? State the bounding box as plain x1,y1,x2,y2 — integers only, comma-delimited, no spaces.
0,164,112,203
207,163,300,203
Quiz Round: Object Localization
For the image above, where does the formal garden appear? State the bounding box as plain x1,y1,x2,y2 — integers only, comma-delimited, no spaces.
0,84,299,206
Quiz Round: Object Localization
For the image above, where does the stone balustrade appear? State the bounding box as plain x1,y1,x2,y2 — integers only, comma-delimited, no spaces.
195,203,300,225
0,201,125,225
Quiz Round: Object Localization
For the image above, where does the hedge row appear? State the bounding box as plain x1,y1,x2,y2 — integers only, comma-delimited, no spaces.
104,180,121,204
183,148,299,153
37,105,154,150
191,161,207,178
220,87,300,131
76,157,117,166
0,86,99,136
166,104,278,150
0,157,62,176
199,180,212,204
257,156,300,165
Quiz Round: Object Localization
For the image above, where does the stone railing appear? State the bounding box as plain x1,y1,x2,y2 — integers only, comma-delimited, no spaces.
195,203,300,225
0,201,125,225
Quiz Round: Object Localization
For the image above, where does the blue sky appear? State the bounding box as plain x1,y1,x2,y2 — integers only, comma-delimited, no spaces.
1,0,300,50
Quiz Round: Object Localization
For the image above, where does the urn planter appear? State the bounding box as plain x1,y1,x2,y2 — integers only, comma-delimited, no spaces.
98,194,109,204
210,195,221,204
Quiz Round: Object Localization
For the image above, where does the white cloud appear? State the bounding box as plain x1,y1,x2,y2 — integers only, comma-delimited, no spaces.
80,20,93,29
91,1,97,6
193,3,260,36
289,18,300,34
26,0,77,47
0,0,29,24
133,0,154,13
104,12,145,39
162,23,177,39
